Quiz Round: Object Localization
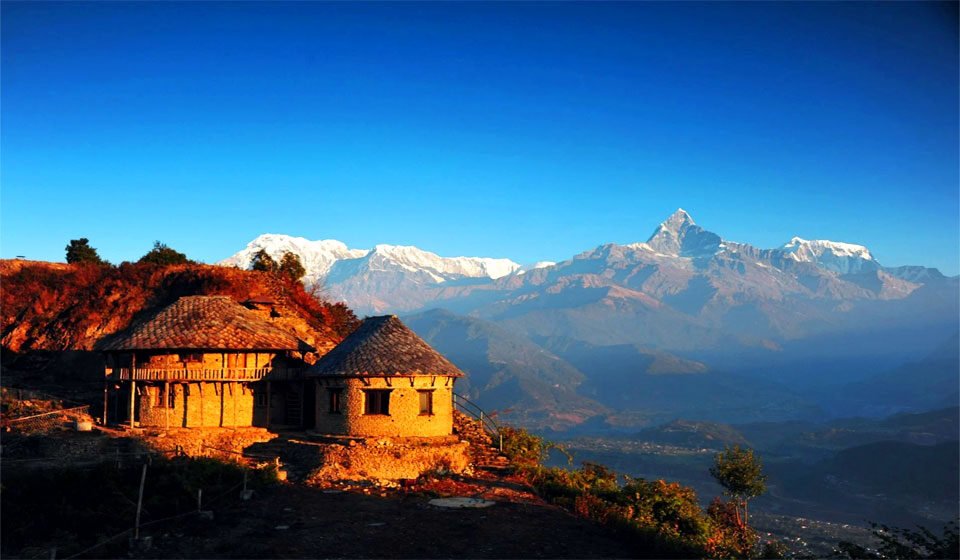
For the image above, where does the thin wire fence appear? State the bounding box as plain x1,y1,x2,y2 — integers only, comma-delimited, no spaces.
3,405,92,432
8,446,268,560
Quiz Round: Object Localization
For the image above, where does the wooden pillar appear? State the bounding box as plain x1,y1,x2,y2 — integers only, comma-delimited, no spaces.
231,383,237,429
129,353,137,429
164,381,169,430
300,382,306,429
266,381,272,428
103,355,110,425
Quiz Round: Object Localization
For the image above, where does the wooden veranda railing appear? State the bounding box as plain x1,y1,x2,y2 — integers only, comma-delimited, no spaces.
109,367,305,382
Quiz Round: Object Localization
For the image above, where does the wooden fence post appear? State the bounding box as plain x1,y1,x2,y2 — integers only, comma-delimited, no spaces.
134,463,148,539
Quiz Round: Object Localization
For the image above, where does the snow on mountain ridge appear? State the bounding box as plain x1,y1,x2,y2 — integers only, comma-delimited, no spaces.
518,261,557,274
367,244,521,279
779,237,877,274
217,234,369,286
782,237,874,259
218,234,521,287
645,208,722,257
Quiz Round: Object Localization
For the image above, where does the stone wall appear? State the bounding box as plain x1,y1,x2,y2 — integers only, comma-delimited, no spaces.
135,380,308,429
305,436,471,482
138,381,256,428
313,376,456,438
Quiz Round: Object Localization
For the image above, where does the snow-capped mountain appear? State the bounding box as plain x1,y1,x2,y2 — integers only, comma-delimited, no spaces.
219,210,954,331
518,261,557,274
218,234,521,310
778,236,878,274
643,208,723,257
218,210,956,426
219,234,369,287
346,244,520,281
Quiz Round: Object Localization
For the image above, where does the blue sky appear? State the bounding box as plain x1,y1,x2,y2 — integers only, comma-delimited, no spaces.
2,2,958,273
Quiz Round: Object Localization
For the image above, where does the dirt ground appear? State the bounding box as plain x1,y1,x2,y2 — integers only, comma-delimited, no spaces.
1,416,638,558
142,474,638,559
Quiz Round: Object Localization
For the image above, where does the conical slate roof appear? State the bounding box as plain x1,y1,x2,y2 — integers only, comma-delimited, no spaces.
308,315,464,377
99,295,302,351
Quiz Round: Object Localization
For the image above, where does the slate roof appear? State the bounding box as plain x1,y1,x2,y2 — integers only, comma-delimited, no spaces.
308,315,464,377
99,296,303,351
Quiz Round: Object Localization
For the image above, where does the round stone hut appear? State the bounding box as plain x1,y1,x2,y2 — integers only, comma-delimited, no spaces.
99,295,313,429
308,315,464,438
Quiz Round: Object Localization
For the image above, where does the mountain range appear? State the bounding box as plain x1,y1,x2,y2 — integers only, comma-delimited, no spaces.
220,209,959,429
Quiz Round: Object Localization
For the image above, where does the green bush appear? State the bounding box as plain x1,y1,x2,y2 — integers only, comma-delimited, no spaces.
500,425,555,467
138,241,191,265
521,462,711,558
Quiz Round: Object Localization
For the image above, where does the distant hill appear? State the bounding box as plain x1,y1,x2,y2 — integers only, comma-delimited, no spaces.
403,309,607,431
539,336,820,425
632,419,749,449
825,440,959,502
842,334,960,416
736,407,960,455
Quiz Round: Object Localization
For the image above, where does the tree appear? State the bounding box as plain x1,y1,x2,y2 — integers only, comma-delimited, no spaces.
65,238,105,265
278,252,306,281
250,249,277,272
709,445,767,528
138,241,190,265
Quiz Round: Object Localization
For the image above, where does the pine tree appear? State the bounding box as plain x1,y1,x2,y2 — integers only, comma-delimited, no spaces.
278,252,306,281
65,238,105,265
250,249,278,272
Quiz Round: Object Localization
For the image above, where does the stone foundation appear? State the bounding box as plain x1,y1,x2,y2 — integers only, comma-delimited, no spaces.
304,436,471,483
136,426,275,457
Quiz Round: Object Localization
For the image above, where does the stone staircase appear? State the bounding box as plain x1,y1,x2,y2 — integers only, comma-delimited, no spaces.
453,411,510,472
241,435,330,482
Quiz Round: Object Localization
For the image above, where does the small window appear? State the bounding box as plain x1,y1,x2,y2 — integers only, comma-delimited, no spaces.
154,386,166,408
328,388,343,414
364,390,391,415
182,353,203,363
255,390,268,408
418,390,434,416
167,384,176,408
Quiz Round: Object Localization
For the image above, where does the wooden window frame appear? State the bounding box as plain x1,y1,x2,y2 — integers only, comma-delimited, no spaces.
363,389,391,416
328,388,344,414
417,389,434,416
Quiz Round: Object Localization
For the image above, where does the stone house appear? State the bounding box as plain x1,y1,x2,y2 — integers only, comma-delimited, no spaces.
99,295,315,429
308,315,464,438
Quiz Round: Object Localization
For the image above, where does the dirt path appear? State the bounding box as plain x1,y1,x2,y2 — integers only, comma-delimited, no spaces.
145,477,637,559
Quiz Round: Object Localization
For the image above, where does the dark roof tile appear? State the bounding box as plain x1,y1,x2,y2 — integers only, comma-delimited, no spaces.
307,315,463,377
98,296,303,351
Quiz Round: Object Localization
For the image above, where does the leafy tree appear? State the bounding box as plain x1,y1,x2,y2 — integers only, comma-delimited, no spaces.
620,478,712,543
278,251,306,281
709,445,767,528
65,238,105,265
500,425,558,467
705,497,758,558
836,520,959,559
138,241,190,265
250,249,277,272
321,301,361,338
